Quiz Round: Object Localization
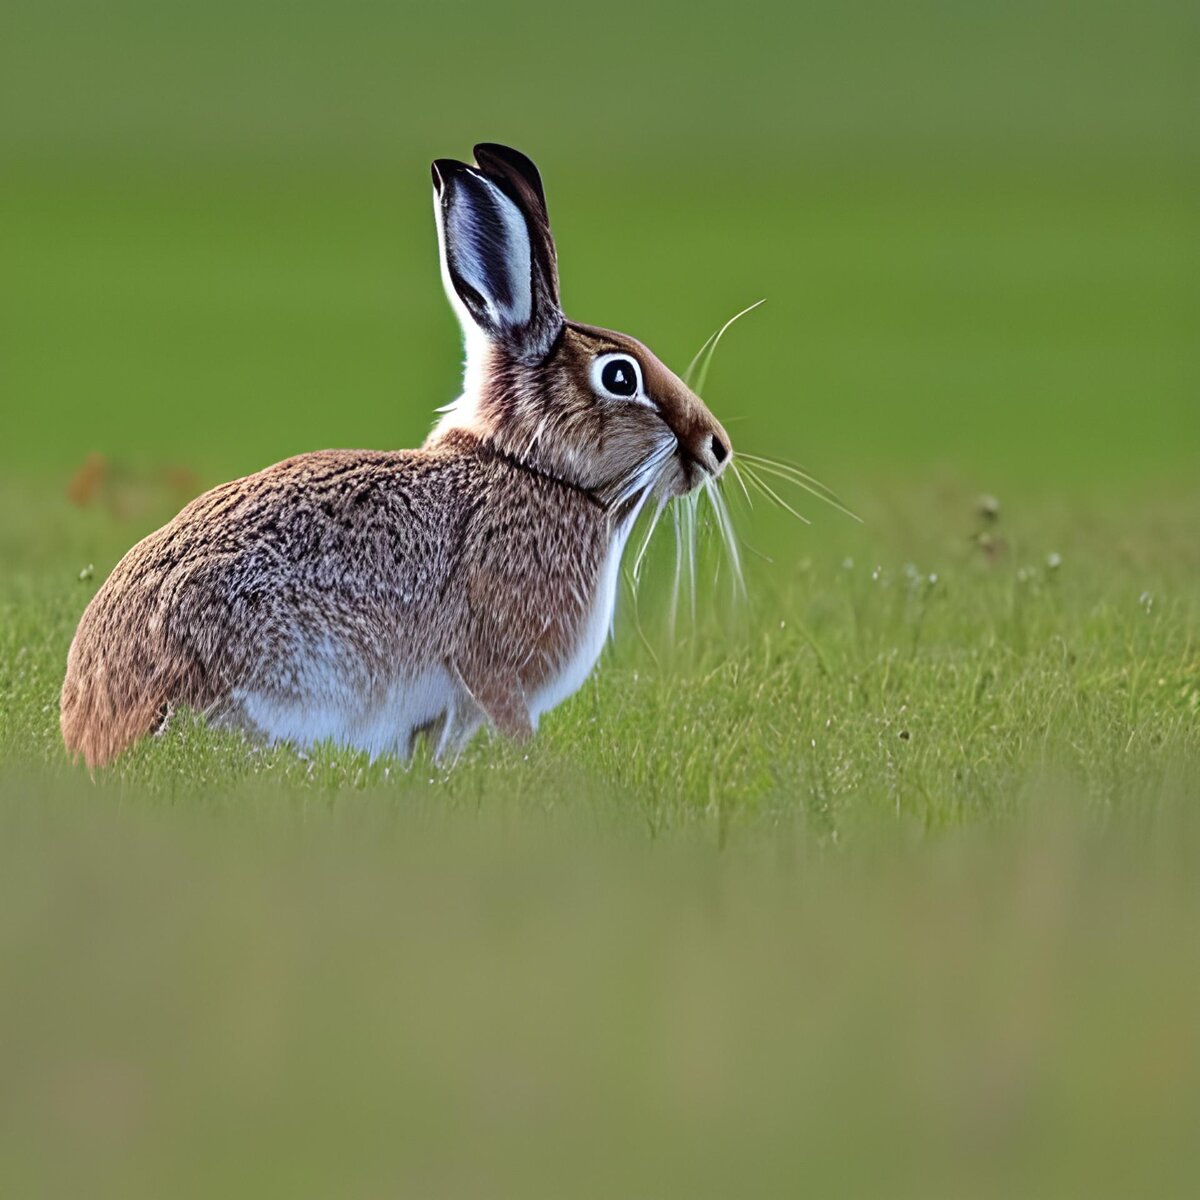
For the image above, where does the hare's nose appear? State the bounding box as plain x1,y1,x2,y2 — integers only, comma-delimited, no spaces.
697,432,729,477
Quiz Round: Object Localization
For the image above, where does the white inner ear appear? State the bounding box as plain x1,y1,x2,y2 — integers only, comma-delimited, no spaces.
441,172,532,331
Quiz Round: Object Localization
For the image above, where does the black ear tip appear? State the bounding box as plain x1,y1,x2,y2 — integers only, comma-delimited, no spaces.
473,142,539,175
431,158,472,195
474,141,528,162
473,143,546,206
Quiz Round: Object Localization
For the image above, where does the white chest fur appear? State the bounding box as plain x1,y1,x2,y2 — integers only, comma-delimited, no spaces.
527,510,639,726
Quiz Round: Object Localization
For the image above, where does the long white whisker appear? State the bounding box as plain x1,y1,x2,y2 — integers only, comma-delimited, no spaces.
669,505,683,642
736,455,844,501
740,465,812,525
737,452,833,486
704,478,746,604
729,459,755,510
720,467,777,563
684,299,766,396
715,484,746,602
632,495,669,583
611,487,653,636
607,436,675,509
685,493,698,627
734,453,859,520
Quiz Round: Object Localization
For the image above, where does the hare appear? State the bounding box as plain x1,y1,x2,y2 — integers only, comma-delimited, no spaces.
61,143,732,767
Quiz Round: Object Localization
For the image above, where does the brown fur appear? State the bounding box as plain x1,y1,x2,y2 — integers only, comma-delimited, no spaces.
61,144,731,767
62,437,609,765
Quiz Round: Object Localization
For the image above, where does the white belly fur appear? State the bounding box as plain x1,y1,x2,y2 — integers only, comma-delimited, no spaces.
230,510,641,756
234,663,458,761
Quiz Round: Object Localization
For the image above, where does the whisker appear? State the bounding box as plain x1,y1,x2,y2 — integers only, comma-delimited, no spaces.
704,477,746,603
612,488,653,634
719,484,748,598
719,469,776,563
682,492,698,629
739,457,862,523
729,459,755,510
734,451,859,518
734,453,840,496
684,299,766,396
620,564,662,669
740,465,813,525
632,495,668,583
669,505,683,642
734,453,849,501
607,436,676,509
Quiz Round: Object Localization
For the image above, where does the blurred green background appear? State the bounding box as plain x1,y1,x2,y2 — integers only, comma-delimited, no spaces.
2,0,1195,488
2,3,1199,1197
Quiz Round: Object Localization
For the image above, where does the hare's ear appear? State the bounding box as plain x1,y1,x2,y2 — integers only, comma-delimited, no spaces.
432,154,562,363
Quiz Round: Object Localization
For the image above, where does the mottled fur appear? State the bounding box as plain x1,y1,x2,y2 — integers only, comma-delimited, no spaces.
61,144,730,767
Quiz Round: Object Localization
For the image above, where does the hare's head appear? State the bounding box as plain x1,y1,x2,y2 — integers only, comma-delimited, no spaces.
429,144,731,509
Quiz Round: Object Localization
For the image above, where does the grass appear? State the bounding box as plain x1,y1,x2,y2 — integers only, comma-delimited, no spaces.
4,476,1198,1195
5,479,1198,835
3,0,1199,1194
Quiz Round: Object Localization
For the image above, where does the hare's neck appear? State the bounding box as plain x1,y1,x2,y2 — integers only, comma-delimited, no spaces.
426,325,492,444
427,425,609,518
426,394,592,504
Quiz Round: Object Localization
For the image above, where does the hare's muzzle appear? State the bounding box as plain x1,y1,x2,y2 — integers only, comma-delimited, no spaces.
675,399,732,490
669,422,731,497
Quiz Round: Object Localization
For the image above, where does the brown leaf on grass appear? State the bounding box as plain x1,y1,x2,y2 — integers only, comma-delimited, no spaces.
161,464,201,497
66,452,109,507
65,454,203,519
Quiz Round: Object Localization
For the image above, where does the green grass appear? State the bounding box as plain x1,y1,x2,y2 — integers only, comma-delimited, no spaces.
2,0,1199,1194
5,482,1199,836
4,480,1199,1196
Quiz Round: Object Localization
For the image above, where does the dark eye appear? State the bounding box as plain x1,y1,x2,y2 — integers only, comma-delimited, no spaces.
599,356,639,398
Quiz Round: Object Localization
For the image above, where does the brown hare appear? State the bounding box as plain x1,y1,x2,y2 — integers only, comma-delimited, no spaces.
61,143,732,767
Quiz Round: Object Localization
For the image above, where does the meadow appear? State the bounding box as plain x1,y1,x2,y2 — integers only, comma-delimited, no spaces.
2,1,1198,1195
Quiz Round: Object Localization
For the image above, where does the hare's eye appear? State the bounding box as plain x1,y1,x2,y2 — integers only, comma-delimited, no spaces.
601,359,637,396
593,354,642,400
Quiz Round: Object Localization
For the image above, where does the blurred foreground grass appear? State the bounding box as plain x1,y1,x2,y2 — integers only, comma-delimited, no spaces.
2,761,1199,1198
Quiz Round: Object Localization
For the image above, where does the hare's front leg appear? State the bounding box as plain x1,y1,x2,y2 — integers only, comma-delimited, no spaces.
433,679,485,762
449,660,533,744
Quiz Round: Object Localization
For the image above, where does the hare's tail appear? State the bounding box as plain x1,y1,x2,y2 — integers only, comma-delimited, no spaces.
60,602,194,768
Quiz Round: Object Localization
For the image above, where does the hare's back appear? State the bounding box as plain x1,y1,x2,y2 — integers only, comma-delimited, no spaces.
135,448,477,682
171,449,466,582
